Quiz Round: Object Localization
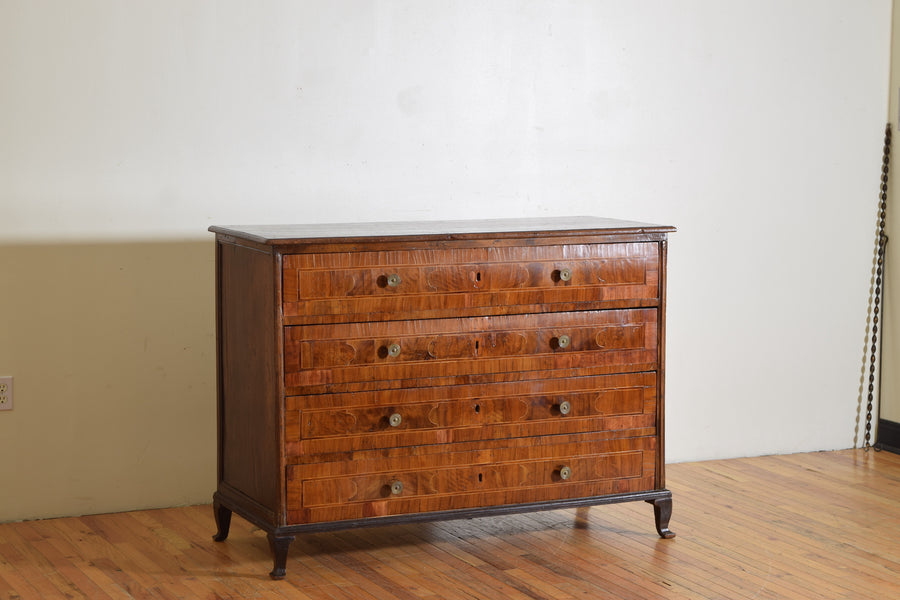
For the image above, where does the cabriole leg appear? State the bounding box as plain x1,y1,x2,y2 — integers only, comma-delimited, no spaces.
212,497,232,542
268,533,296,580
646,496,676,539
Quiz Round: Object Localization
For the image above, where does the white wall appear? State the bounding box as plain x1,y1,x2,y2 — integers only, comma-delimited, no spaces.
878,0,900,428
0,0,892,519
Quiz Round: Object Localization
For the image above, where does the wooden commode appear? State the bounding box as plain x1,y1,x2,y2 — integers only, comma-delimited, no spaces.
209,217,676,578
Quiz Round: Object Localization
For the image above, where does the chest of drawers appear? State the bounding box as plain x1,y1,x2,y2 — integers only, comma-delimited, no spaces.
209,217,675,579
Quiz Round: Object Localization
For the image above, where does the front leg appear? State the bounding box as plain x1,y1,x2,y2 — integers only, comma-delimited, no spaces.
268,533,296,579
212,497,232,542
646,496,676,539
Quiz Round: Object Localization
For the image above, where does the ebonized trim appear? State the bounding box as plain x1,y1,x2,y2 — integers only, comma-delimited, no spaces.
217,489,673,537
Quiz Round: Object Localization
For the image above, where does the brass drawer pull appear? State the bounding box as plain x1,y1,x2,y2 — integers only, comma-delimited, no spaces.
389,413,403,427
388,343,402,357
557,335,571,349
386,273,402,287
559,267,572,282
559,466,572,481
558,401,572,416
390,480,404,495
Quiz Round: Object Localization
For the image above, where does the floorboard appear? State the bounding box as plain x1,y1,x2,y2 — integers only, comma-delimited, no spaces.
2,449,899,599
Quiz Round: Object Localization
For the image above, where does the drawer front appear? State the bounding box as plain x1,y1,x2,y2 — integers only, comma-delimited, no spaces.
282,243,660,323
286,436,658,524
284,309,658,394
285,372,657,457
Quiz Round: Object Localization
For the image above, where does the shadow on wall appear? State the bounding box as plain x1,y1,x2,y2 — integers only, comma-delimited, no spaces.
0,240,217,523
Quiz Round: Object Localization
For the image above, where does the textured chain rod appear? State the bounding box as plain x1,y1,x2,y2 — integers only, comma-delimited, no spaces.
866,123,891,451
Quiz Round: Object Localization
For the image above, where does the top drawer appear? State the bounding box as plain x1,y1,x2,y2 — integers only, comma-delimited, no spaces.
283,243,660,323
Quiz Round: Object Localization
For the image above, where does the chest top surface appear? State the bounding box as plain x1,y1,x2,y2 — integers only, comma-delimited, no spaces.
209,216,675,246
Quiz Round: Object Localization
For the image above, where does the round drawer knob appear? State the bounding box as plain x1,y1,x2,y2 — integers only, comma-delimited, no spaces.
557,335,571,349
388,343,401,357
387,274,402,287
559,466,572,480
390,480,404,495
559,401,572,416
559,268,572,282
389,413,403,427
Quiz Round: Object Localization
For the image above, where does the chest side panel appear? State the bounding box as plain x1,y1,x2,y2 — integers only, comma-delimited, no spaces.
217,242,281,518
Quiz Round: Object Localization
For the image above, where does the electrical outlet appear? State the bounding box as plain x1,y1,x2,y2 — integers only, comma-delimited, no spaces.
0,376,12,411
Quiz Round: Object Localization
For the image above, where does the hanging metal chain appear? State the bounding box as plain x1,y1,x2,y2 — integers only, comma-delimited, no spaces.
865,123,891,451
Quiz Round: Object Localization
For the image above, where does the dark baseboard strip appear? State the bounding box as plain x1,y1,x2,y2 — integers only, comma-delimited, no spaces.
876,418,900,454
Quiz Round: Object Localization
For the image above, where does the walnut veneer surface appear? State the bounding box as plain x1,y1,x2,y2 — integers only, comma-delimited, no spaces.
209,216,676,578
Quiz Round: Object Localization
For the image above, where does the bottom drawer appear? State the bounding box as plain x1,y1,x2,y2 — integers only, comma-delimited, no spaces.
286,436,657,524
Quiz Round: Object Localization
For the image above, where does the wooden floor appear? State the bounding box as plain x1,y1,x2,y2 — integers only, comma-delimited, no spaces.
2,449,900,599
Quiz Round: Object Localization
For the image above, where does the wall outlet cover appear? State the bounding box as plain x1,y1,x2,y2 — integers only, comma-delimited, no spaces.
0,376,13,411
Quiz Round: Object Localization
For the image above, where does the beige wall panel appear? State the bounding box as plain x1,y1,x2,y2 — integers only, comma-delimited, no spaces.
0,242,215,522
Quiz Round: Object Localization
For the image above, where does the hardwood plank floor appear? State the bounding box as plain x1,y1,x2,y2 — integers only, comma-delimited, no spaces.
2,449,899,599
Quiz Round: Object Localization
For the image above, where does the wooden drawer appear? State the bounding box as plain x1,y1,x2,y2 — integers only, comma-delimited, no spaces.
284,372,657,457
286,435,658,524
284,309,658,394
282,243,660,323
